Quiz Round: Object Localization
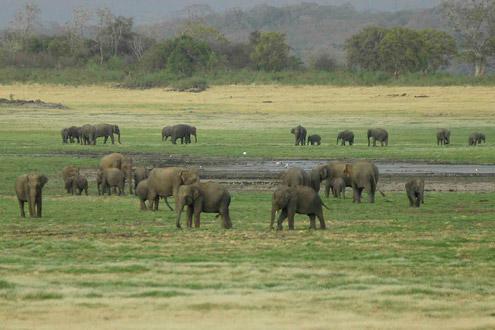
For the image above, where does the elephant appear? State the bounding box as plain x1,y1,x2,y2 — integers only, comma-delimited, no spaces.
329,177,346,199
62,166,80,193
468,132,486,146
337,130,354,146
171,124,197,144
147,167,200,212
270,185,328,231
95,124,121,144
96,169,103,195
136,179,150,210
162,126,172,141
15,174,48,218
101,168,125,196
67,175,88,196
133,166,150,192
281,166,329,192
368,128,388,147
80,124,96,145
343,160,384,203
307,135,321,146
323,161,352,198
175,182,232,229
67,126,82,143
291,125,307,146
405,178,425,208
436,128,451,146
100,153,133,194
61,128,69,144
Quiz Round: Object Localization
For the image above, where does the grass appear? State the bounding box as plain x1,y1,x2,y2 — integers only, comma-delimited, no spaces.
0,84,494,328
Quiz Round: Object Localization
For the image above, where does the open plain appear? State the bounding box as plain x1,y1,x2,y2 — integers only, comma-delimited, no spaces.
0,84,494,329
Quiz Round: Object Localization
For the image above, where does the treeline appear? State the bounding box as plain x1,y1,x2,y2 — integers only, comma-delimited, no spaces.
0,1,494,88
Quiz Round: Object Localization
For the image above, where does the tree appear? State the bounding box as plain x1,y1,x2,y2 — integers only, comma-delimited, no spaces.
311,53,338,71
9,1,41,43
442,0,495,76
378,28,426,76
345,26,387,71
250,32,290,71
420,29,457,73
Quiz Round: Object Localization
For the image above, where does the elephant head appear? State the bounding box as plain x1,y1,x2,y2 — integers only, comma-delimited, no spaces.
26,174,48,216
113,125,121,144
176,184,202,228
310,165,329,192
180,168,200,185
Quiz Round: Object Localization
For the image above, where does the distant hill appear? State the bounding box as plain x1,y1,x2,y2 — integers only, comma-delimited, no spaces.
138,3,445,63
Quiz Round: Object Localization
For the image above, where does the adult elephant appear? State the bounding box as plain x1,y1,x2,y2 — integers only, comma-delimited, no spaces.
337,130,354,146
291,125,307,146
368,128,388,147
101,168,125,195
436,128,451,146
281,166,329,192
15,174,48,218
323,161,352,198
271,185,328,230
99,153,133,194
175,182,232,229
67,126,82,143
95,124,121,144
343,160,384,203
405,178,425,208
171,124,197,144
147,167,200,212
468,132,485,146
80,124,96,145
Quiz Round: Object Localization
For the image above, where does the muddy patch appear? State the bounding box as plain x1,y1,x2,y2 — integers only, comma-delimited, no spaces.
0,97,67,109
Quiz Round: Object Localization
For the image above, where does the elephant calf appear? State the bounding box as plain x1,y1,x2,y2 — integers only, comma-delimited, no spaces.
15,174,48,218
307,135,321,146
271,185,328,231
468,132,486,146
405,178,425,208
102,168,125,196
68,175,88,196
330,177,346,199
176,182,232,229
291,125,307,146
136,179,150,210
133,167,150,193
337,130,354,146
62,166,80,194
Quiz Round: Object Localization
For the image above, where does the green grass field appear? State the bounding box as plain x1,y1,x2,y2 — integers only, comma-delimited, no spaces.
0,84,494,328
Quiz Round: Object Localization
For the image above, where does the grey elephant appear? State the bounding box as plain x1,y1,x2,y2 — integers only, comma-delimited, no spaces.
147,167,200,212
96,169,103,195
61,128,69,144
281,166,329,192
368,128,388,147
343,160,384,203
62,166,80,194
329,177,346,199
323,161,352,198
133,167,149,192
67,126,82,143
171,124,197,144
271,185,328,230
436,128,451,146
291,125,307,146
405,178,425,208
100,153,133,194
15,174,48,218
67,175,88,196
307,135,321,146
176,182,232,229
80,124,96,145
337,130,354,146
162,126,172,141
95,124,121,144
101,168,125,195
136,179,150,210
468,132,486,146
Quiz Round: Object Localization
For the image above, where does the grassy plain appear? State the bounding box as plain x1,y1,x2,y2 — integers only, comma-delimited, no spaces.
0,84,494,328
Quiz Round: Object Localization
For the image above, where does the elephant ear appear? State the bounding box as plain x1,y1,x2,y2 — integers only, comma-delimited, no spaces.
40,175,48,187
344,164,352,177
319,166,329,180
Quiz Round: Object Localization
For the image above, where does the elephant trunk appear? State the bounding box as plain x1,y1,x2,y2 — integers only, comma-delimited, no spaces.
270,204,277,230
193,133,197,143
176,201,185,229
28,190,37,217
118,132,121,144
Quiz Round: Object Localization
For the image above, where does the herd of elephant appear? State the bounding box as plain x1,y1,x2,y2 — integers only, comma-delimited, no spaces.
61,124,121,145
292,125,487,147
14,153,426,231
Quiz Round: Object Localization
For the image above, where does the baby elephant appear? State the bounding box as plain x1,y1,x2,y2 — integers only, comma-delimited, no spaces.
405,178,425,208
102,168,125,196
133,166,149,193
436,128,451,146
307,135,321,146
468,132,486,146
176,182,232,229
15,174,48,218
330,177,346,199
271,185,328,230
337,130,354,146
70,175,88,196
136,179,150,210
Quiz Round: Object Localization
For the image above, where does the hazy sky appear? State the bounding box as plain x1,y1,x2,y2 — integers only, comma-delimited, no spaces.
0,0,441,27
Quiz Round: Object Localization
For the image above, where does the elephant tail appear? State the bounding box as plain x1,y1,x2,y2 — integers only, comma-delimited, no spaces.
164,197,174,211
320,199,331,210
371,175,386,198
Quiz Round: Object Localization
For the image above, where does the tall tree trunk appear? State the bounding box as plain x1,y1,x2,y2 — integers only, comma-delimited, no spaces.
474,57,486,77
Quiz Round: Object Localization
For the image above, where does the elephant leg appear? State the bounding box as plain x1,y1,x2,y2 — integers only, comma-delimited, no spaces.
103,136,108,144
187,206,194,228
222,206,232,229
193,208,201,228
317,210,326,230
110,135,115,144
407,192,414,207
18,200,25,218
140,199,148,211
308,214,316,230
352,187,359,203
277,209,288,230
415,193,421,207
356,187,363,203
324,179,332,198
36,197,42,218
153,196,159,211
287,209,296,230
